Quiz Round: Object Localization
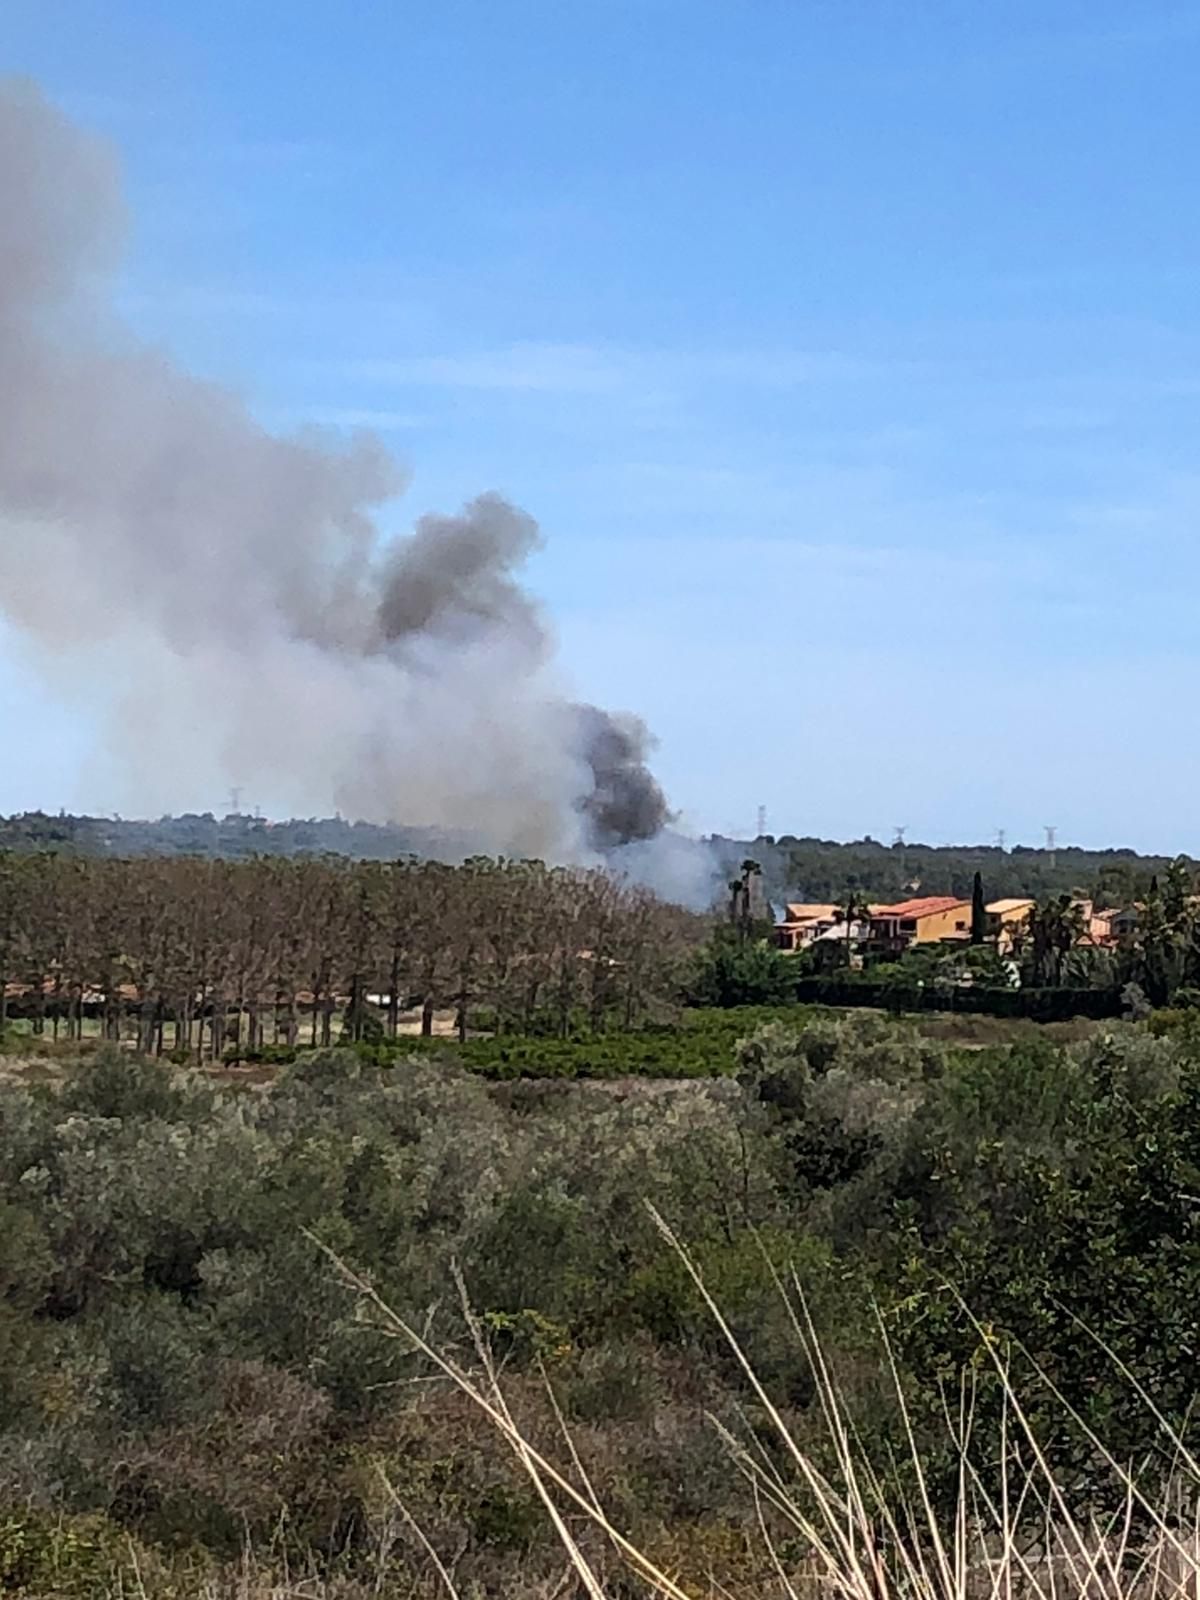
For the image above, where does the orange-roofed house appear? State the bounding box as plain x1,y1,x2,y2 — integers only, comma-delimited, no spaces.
986,898,1035,955
774,903,840,951
868,896,973,955
1089,905,1139,946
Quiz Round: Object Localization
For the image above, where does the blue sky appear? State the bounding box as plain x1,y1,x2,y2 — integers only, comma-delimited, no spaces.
3,0,1200,847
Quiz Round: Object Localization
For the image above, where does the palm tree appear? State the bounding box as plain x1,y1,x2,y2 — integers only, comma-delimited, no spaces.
728,859,763,944
836,887,871,969
1029,894,1086,986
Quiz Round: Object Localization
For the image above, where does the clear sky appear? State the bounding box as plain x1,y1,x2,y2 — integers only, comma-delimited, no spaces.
2,0,1199,848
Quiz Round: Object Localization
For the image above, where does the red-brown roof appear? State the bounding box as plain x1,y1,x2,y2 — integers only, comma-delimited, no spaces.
870,896,968,919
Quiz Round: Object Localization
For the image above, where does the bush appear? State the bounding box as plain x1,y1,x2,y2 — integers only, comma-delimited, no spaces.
682,928,798,1007
792,975,1123,1021
0,1510,134,1598
4,1020,1200,1590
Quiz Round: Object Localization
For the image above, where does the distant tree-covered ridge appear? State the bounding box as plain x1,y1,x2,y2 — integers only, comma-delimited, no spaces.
711,832,1190,907
0,809,483,861
0,812,1186,909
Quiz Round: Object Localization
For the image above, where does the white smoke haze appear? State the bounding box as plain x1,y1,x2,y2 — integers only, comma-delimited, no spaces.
0,78,694,879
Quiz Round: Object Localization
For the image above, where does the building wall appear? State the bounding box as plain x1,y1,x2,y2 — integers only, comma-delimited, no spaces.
911,902,972,942
987,900,1034,954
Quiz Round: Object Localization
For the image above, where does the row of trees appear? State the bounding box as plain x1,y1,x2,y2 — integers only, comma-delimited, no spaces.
1009,861,1200,1003
719,833,1188,907
0,852,703,1057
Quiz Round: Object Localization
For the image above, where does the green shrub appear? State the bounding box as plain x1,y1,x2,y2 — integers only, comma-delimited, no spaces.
2,1019,1200,1586
682,926,798,1007
0,1510,131,1598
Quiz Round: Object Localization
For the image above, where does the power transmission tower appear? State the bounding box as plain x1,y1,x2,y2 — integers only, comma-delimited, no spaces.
220,786,243,817
1044,824,1057,869
995,827,1006,853
756,804,767,839
893,825,907,847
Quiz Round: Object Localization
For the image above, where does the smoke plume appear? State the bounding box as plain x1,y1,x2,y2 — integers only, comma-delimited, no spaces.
0,80,671,861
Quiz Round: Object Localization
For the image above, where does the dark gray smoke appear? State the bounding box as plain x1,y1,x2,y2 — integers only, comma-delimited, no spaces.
571,703,670,848
0,78,671,860
375,494,545,654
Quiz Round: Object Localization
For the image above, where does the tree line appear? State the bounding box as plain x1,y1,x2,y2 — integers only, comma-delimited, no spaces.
710,832,1190,906
1,813,1188,907
0,852,701,1057
0,808,470,861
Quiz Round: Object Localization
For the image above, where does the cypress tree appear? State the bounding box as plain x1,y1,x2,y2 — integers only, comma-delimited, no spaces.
971,870,987,945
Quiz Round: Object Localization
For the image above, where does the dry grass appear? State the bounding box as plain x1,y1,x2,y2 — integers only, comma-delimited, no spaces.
307,1219,1200,1600
912,1013,1104,1049
82,1222,1200,1599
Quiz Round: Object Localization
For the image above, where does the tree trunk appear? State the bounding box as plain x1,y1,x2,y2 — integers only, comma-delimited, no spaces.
455,948,473,1044
138,994,155,1055
210,994,224,1062
348,973,362,1042
523,979,541,1034
388,948,401,1038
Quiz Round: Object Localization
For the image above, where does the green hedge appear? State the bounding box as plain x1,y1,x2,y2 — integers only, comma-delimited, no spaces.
792,976,1123,1021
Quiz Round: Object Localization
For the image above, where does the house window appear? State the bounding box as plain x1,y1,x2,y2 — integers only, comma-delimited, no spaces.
955,920,966,931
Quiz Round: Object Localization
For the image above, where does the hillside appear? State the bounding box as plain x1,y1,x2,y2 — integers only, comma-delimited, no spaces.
0,813,1186,910
714,832,1187,907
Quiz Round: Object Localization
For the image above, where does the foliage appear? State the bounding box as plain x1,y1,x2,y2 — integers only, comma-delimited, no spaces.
3,1010,1200,1588
709,830,1191,904
0,849,702,1054
681,926,797,1007
792,973,1122,1020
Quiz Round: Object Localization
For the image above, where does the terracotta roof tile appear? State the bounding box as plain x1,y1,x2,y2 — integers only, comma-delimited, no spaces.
871,896,968,919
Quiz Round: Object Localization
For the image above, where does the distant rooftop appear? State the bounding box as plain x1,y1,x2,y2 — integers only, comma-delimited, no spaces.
781,902,838,923
871,895,967,919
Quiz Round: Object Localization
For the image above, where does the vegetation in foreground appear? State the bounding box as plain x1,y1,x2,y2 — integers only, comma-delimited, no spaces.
2,1010,1200,1593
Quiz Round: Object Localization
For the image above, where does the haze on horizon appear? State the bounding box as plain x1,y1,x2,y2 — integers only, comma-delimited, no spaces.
2,1,1200,858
